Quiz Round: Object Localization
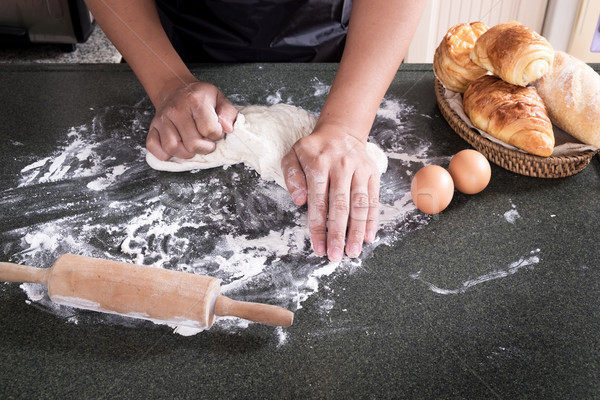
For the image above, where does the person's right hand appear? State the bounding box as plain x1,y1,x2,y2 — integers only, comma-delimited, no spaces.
146,81,239,161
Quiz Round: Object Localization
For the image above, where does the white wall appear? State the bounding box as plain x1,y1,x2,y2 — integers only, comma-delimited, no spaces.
542,0,580,52
405,0,549,63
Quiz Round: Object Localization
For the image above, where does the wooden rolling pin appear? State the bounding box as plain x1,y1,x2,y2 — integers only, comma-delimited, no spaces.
0,254,293,330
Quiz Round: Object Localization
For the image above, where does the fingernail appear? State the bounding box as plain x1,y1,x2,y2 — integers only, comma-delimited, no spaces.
365,230,375,243
329,245,344,262
314,241,327,256
347,243,361,258
291,189,305,205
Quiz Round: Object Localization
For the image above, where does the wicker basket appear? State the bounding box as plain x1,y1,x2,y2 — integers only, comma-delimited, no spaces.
434,78,598,178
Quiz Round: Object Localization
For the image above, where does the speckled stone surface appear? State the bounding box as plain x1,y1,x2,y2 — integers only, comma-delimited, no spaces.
1,63,600,399
0,26,121,64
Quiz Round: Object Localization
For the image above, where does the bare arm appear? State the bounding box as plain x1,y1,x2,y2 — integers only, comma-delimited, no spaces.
320,0,425,139
88,0,424,261
282,0,426,261
85,0,238,159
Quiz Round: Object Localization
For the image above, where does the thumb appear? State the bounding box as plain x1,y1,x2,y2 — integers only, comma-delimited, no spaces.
215,94,238,134
281,149,308,206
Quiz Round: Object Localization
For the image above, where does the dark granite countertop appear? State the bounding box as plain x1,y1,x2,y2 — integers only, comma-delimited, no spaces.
1,63,600,399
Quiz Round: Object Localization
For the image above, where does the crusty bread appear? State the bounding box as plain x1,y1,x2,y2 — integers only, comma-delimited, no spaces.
533,51,600,148
433,22,489,93
470,21,554,86
463,75,555,157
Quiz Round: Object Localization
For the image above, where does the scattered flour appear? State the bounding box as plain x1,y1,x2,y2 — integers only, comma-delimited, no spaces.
86,165,129,191
503,200,521,224
377,98,410,125
311,77,330,97
1,92,435,338
411,249,541,295
266,90,284,105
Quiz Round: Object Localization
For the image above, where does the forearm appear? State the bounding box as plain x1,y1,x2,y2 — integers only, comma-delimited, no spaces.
317,0,426,141
85,0,196,106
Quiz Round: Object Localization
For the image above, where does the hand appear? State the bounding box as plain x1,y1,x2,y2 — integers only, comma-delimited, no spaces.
281,125,381,262
146,80,238,160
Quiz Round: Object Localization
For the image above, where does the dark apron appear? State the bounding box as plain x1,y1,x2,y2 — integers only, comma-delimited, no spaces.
155,0,352,62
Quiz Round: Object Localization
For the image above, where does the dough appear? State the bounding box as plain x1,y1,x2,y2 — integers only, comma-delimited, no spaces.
146,104,388,188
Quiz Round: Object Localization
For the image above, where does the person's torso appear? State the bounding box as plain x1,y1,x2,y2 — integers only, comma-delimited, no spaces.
155,0,352,62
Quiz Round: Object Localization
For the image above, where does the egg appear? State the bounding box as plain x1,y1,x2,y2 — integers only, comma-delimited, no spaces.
411,165,454,214
448,149,491,194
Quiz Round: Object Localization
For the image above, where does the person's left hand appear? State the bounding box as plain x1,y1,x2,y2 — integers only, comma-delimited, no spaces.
281,124,381,262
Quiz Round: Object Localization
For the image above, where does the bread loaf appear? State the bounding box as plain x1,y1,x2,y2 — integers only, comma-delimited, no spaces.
470,21,554,86
533,51,600,148
433,22,489,93
463,75,555,157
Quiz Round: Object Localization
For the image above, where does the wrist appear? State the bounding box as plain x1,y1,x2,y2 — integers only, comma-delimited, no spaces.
313,116,370,144
147,73,198,108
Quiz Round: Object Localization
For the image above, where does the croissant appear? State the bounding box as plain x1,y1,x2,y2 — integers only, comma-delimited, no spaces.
533,51,600,148
433,21,489,93
470,21,554,86
463,75,555,157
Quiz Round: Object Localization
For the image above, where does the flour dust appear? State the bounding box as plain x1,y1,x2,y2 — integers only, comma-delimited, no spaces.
410,249,542,295
1,91,433,338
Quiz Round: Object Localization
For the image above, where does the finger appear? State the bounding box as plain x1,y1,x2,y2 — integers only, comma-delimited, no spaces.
146,127,172,161
306,166,328,257
174,112,219,155
281,150,308,206
185,136,218,155
345,173,370,258
216,94,238,134
156,119,196,159
326,168,352,262
364,173,381,243
191,103,224,142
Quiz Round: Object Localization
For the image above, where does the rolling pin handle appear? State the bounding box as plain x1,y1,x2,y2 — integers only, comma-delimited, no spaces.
0,262,50,285
214,295,294,327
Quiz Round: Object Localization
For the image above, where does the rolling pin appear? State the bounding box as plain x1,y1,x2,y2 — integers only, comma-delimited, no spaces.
0,254,293,330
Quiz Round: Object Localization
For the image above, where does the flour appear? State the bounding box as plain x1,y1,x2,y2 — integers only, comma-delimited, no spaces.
86,165,129,191
411,249,541,295
266,90,284,105
311,77,330,97
503,200,521,224
2,93,431,338
146,104,388,188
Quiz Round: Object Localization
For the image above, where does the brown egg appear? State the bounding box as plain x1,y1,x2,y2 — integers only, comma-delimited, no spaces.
410,165,454,214
448,149,491,194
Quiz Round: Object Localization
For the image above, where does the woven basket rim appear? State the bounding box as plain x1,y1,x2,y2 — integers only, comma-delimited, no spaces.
434,78,598,178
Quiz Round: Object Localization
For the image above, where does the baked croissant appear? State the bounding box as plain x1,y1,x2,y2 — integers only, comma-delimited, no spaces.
470,21,554,86
463,75,555,157
433,21,489,93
